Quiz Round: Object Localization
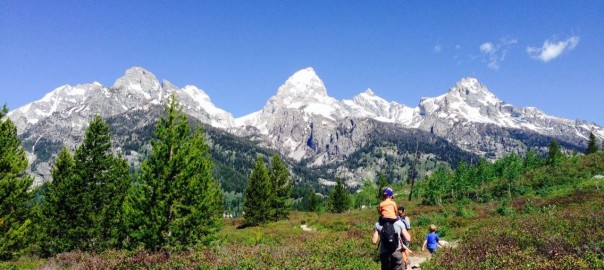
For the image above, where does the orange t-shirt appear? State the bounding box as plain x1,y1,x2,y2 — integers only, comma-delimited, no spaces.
379,199,397,219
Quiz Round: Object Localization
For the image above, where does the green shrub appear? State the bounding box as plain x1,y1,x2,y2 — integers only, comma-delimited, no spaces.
455,203,476,218
495,199,514,216
323,218,349,232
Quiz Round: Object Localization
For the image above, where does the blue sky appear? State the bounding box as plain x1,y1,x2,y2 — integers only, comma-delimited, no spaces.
1,1,603,125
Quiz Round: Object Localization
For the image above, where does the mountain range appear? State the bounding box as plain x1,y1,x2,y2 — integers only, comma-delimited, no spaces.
7,67,604,189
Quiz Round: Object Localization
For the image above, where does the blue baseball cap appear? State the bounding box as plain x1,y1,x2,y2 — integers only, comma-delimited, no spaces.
383,187,393,197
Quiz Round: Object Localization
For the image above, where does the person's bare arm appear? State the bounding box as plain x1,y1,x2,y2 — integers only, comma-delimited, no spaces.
421,240,427,251
372,230,380,245
401,243,413,253
401,227,411,242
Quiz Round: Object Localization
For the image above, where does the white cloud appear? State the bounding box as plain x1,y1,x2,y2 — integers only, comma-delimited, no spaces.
479,38,517,70
434,45,442,53
527,36,580,62
480,42,494,54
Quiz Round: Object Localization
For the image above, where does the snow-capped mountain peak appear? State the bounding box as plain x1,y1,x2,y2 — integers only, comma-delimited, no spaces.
276,67,327,98
112,67,161,100
361,88,376,96
8,82,105,127
354,88,384,103
9,67,236,135
249,67,346,123
417,77,510,126
342,88,414,124
112,67,158,88
448,77,501,106
343,89,390,119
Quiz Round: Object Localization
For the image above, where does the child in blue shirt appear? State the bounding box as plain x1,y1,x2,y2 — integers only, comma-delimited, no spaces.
422,224,444,254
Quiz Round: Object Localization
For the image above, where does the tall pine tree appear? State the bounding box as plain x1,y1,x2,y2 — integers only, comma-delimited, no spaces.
0,105,34,260
546,139,563,166
123,96,222,250
268,154,291,221
38,147,76,255
328,179,351,213
68,115,130,252
587,132,599,154
243,156,272,226
169,128,222,247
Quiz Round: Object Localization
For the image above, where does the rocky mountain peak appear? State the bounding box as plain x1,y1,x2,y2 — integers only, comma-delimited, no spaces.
275,67,327,98
350,88,389,110
112,67,161,98
362,88,376,96
447,77,501,106
455,77,480,89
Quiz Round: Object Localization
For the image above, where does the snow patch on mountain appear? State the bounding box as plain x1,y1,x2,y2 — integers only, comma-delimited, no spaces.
178,85,235,129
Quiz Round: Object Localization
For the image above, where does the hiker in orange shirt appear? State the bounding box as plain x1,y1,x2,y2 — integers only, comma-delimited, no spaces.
378,187,398,225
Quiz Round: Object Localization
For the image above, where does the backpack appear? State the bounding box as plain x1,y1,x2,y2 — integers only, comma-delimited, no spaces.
380,220,399,252
400,217,410,230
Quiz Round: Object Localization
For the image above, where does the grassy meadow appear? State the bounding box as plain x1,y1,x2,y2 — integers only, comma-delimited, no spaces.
3,186,603,269
3,152,604,269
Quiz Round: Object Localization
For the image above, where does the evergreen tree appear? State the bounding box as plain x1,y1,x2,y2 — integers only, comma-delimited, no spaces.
307,191,320,212
123,96,222,250
523,148,543,171
328,179,351,213
169,128,222,247
38,147,76,255
0,105,34,260
586,132,599,154
546,139,563,166
243,156,272,226
268,154,291,221
69,115,130,251
295,188,321,212
97,155,130,249
122,176,152,249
